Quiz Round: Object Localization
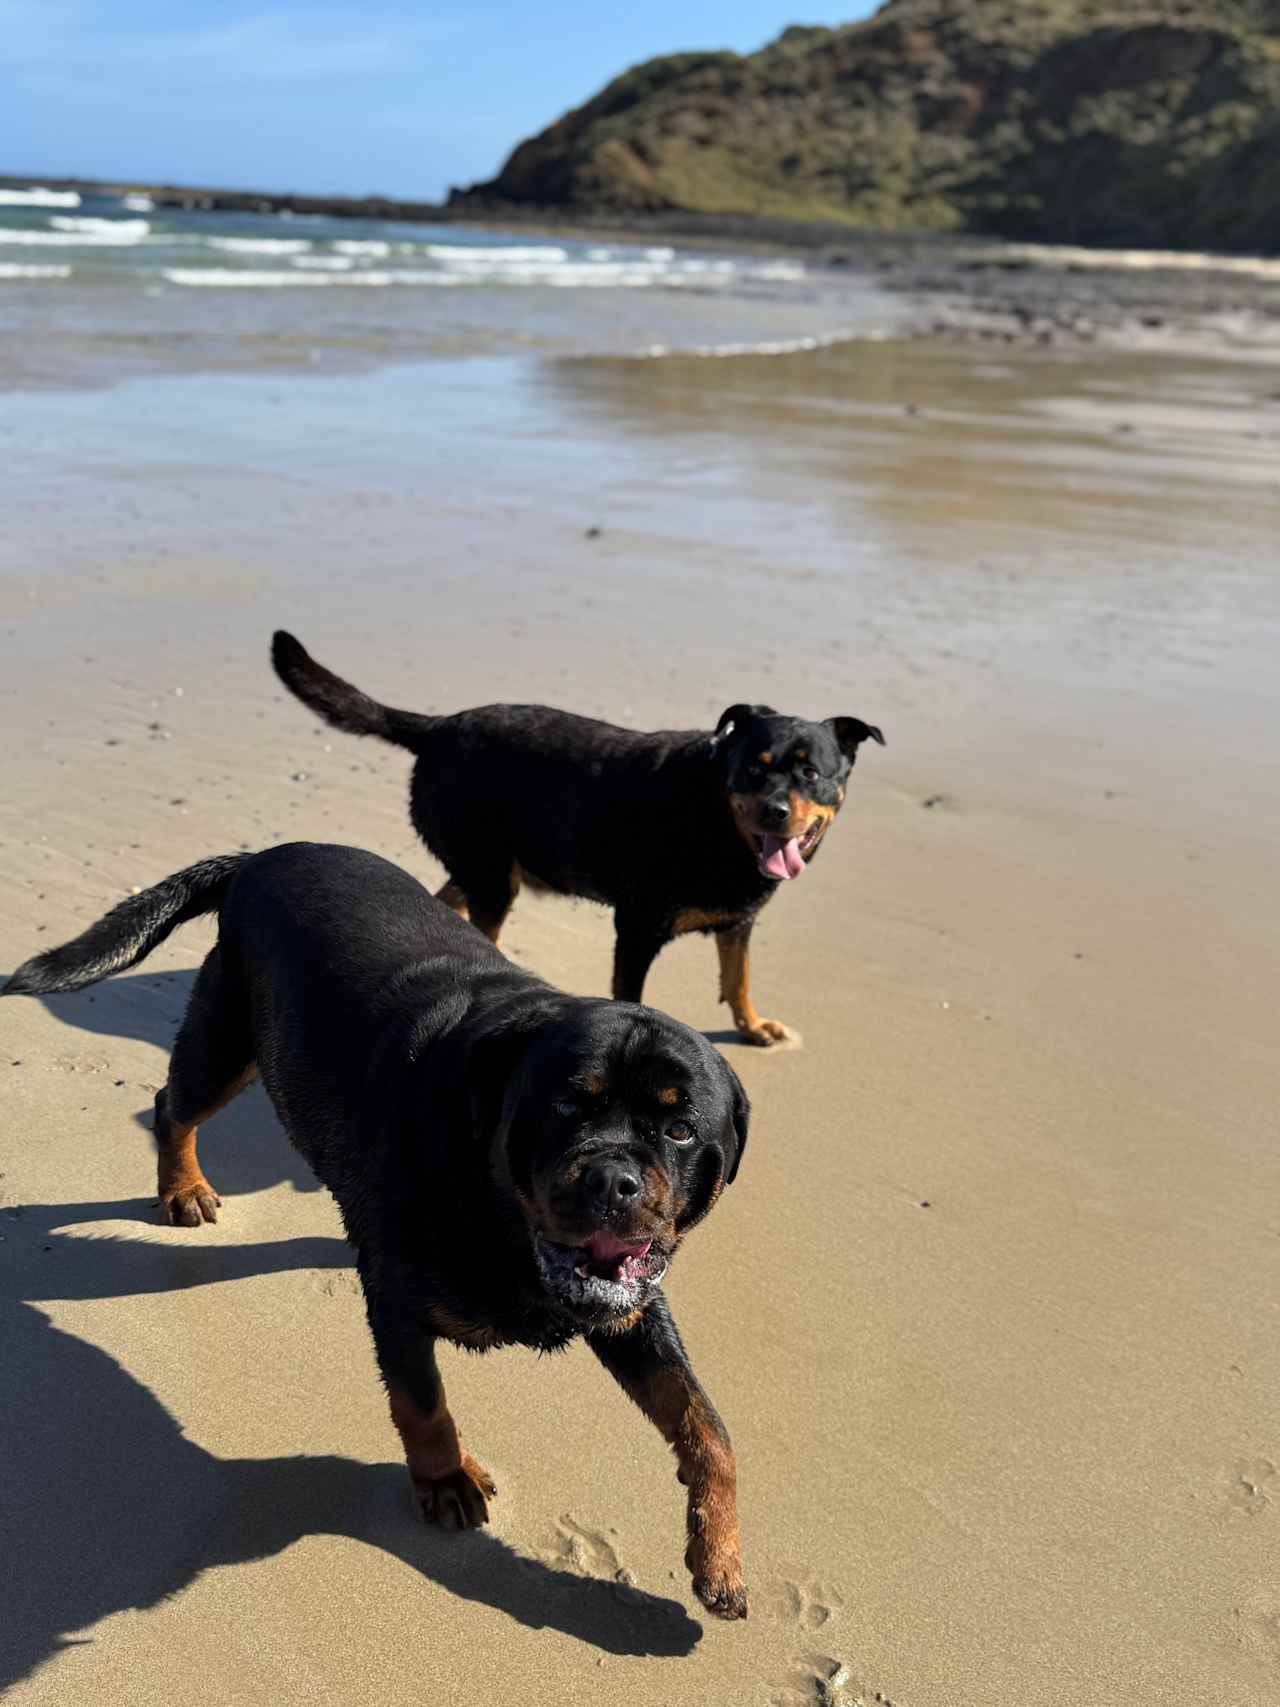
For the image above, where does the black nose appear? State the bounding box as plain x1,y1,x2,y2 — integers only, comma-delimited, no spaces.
582,1158,642,1215
759,799,789,829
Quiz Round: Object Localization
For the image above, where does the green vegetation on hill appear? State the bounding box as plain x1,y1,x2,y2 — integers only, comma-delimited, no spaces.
452,0,1280,250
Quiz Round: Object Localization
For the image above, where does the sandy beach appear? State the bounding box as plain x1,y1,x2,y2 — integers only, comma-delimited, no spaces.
3,327,1279,1705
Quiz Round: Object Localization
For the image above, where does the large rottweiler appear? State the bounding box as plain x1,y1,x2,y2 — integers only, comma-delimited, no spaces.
272,631,883,1046
4,843,750,1618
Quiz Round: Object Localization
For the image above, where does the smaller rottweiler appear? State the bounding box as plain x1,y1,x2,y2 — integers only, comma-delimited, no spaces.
4,844,750,1618
272,632,884,1046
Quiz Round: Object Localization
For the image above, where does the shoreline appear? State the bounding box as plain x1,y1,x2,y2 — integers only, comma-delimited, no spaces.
10,170,1280,367
8,171,1280,366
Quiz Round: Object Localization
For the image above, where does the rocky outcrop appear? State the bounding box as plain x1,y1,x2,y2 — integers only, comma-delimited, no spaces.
451,1,1280,250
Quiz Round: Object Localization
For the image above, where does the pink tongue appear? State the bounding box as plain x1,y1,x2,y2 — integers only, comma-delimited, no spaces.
759,834,805,881
583,1232,651,1263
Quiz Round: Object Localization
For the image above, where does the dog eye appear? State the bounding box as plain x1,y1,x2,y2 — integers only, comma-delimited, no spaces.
666,1120,694,1145
799,764,819,783
553,1099,578,1119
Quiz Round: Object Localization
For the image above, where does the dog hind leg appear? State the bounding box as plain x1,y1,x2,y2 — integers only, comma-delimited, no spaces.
456,861,521,945
435,880,469,918
154,946,256,1226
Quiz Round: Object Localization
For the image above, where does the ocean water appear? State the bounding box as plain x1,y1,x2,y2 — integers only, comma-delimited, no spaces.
0,183,897,390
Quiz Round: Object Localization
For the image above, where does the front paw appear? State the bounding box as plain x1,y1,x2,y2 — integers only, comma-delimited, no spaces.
157,1179,222,1225
687,1535,748,1619
411,1453,497,1531
736,1015,797,1049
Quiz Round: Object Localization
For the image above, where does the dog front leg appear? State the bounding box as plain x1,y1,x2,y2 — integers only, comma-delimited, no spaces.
716,919,795,1046
611,909,668,1004
370,1321,497,1530
588,1293,746,1619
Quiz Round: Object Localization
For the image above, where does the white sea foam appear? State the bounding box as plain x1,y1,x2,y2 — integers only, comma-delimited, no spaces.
750,261,808,281
631,326,867,360
0,225,148,247
424,244,570,263
969,241,1280,283
164,268,337,287
51,216,150,237
291,255,358,271
123,193,155,212
162,268,462,288
0,261,72,280
0,186,81,207
161,255,807,292
333,239,391,255
206,236,313,255
408,245,801,288
587,245,679,264
380,271,463,285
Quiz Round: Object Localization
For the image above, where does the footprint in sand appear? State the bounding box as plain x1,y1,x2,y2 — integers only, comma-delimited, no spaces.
770,1653,897,1707
1226,1458,1276,1516
49,1053,114,1076
763,1579,900,1706
763,1577,844,1631
539,1514,637,1587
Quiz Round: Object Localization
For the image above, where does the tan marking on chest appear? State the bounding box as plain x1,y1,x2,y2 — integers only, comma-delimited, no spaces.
673,907,740,936
430,1308,505,1351
593,1305,646,1337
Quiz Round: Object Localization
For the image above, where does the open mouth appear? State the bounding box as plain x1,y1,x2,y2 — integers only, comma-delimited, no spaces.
753,819,822,882
534,1230,667,1316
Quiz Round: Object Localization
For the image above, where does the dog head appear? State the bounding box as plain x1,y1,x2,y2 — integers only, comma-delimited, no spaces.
476,1002,748,1327
710,702,884,882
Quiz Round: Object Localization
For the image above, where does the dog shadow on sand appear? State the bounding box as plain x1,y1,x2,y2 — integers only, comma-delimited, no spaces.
2,976,703,1691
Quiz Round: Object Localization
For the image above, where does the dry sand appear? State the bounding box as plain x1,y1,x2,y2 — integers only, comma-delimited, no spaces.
2,338,1278,1706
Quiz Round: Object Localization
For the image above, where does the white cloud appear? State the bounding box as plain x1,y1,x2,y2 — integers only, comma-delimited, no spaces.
1,6,456,82
121,12,396,80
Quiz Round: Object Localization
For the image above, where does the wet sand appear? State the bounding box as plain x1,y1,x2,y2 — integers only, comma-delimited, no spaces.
2,338,1279,1705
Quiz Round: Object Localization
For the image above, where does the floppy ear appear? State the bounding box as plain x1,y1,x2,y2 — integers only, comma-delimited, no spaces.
711,703,777,748
464,1028,536,1188
721,1060,750,1186
825,716,886,759
677,1058,750,1231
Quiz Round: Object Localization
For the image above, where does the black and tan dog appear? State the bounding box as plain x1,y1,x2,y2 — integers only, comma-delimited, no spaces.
272,632,884,1046
3,842,750,1618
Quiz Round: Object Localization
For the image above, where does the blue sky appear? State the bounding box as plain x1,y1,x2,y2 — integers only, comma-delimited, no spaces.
6,1,876,199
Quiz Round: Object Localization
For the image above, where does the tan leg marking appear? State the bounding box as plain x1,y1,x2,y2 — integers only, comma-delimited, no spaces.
469,864,521,945
155,1064,257,1226
715,930,795,1048
626,1363,746,1619
436,880,469,918
387,1381,497,1531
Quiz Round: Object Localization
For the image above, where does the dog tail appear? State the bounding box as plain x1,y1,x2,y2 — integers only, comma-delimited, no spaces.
3,853,251,997
271,630,436,750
